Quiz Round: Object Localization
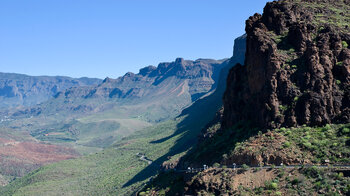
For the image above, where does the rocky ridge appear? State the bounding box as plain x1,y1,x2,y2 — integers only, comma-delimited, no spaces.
56,58,225,101
7,58,228,124
0,72,101,108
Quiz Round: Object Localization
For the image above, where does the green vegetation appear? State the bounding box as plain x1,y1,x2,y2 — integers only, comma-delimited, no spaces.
342,41,349,48
279,105,288,112
213,162,221,168
242,164,250,171
279,124,350,163
300,1,350,31
265,180,278,190
0,83,222,195
0,119,181,195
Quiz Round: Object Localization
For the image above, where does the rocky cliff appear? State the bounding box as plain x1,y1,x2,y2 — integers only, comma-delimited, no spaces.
143,1,350,195
56,58,224,102
223,0,350,129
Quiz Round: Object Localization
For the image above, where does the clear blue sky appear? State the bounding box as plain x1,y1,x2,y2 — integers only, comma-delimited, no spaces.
0,0,270,79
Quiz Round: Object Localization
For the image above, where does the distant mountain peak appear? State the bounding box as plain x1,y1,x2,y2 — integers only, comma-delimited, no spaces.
102,77,113,83
175,57,185,65
139,65,157,76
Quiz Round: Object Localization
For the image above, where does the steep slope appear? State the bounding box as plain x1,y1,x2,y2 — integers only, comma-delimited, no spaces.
141,0,350,195
0,72,101,108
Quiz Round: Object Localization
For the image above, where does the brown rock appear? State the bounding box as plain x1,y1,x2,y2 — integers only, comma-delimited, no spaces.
223,0,350,129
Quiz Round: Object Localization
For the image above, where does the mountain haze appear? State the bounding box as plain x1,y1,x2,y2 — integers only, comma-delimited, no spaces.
11,58,227,123
0,72,102,109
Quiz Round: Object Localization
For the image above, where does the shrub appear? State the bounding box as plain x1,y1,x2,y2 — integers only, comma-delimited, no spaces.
304,166,320,178
283,141,291,148
285,130,292,136
213,162,220,168
139,192,146,196
303,142,313,149
254,167,261,172
291,65,298,69
255,187,264,194
314,181,322,190
279,105,288,112
336,80,341,85
336,172,344,180
242,164,250,171
293,96,299,102
342,127,350,134
322,124,332,131
342,41,348,48
291,178,300,185
265,181,278,190
278,169,285,178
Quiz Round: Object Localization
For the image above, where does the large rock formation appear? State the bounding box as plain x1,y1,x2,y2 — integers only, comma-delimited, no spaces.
223,0,350,129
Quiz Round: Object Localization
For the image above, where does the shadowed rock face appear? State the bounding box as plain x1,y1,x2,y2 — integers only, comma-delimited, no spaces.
223,0,350,129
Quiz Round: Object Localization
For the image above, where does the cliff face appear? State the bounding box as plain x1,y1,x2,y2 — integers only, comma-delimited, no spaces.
223,0,350,129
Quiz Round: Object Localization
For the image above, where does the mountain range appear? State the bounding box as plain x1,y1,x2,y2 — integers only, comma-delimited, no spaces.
0,72,102,109
0,52,241,189
0,0,349,195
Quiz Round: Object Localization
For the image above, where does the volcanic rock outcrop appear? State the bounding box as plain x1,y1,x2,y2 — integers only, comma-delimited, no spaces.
223,0,350,129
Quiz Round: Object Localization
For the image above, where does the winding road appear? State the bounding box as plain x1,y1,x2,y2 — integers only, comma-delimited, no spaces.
173,164,350,173
137,153,153,165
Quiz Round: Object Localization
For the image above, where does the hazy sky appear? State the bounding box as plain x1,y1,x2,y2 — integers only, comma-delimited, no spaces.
0,0,270,79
